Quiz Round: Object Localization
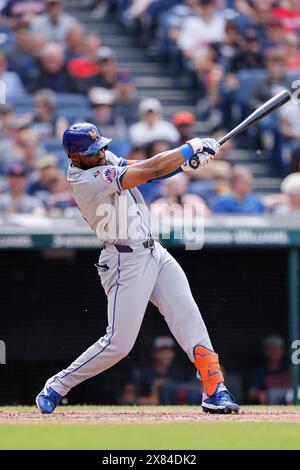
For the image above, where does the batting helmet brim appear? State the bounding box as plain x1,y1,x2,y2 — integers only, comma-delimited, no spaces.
80,135,112,155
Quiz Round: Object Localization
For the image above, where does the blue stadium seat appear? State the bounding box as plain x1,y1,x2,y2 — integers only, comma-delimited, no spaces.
236,69,267,105
56,93,89,107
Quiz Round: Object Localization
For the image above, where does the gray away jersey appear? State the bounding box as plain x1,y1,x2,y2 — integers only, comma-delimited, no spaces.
67,151,151,244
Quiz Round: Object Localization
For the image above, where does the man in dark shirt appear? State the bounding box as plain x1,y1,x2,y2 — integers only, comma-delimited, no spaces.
247,335,292,405
135,336,184,405
27,42,78,93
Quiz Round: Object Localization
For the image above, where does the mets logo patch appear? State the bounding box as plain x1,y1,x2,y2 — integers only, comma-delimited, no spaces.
102,167,118,184
89,130,99,140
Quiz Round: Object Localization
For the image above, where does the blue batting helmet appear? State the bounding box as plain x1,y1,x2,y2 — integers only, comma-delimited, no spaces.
62,122,112,156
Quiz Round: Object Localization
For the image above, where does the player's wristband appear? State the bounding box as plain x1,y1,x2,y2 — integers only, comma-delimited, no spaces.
180,144,194,162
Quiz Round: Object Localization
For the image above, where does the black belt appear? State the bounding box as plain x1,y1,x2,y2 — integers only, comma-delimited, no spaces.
113,239,155,253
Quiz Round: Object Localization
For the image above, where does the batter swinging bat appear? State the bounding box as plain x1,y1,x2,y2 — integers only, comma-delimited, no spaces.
189,89,292,169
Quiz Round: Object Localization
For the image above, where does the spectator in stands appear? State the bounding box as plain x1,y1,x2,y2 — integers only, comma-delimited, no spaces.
172,111,196,146
134,336,184,406
272,0,300,34
129,98,179,147
184,129,233,200
1,0,45,25
263,17,285,50
29,89,68,139
278,172,300,214
228,27,264,74
68,33,102,80
177,0,226,73
0,104,14,140
280,97,300,173
212,165,265,214
0,51,26,102
219,19,241,70
88,87,127,153
27,43,78,93
30,0,77,44
126,146,147,162
0,163,43,214
152,172,211,217
65,22,86,61
247,335,291,405
83,47,132,93
8,21,39,81
282,32,300,72
114,73,139,126
27,153,58,202
18,128,45,172
44,170,76,216
138,140,172,204
0,127,45,173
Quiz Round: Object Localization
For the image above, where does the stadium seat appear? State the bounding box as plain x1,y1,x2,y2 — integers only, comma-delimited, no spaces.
56,93,89,107
236,69,267,105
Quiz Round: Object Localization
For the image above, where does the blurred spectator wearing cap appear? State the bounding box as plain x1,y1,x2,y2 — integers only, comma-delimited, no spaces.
129,97,179,148
27,42,78,93
30,0,77,44
212,165,265,214
275,172,300,214
247,335,291,405
0,163,43,214
152,172,211,217
134,336,184,406
0,51,25,102
27,153,58,201
83,46,127,92
177,0,226,73
0,0,45,25
44,170,76,216
229,27,264,74
65,22,86,61
114,72,139,126
28,89,68,139
68,33,102,80
172,111,196,146
88,87,127,154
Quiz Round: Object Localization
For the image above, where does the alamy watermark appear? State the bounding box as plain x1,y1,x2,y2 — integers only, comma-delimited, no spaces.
291,340,300,365
94,196,205,249
0,340,6,365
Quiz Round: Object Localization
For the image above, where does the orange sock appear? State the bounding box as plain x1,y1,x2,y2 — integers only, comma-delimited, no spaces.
194,345,224,397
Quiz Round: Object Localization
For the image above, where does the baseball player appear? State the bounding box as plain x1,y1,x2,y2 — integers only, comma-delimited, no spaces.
36,122,240,414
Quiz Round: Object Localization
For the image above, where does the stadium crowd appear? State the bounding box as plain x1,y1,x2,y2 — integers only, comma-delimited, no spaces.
0,0,299,217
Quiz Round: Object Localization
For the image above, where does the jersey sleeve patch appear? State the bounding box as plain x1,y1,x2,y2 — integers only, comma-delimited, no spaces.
101,167,119,184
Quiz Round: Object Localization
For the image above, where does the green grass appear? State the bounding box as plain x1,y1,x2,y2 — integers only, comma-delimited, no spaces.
0,407,300,450
1,423,300,450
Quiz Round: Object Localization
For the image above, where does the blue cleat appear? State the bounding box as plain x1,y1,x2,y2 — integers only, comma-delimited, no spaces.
36,382,62,414
202,387,240,414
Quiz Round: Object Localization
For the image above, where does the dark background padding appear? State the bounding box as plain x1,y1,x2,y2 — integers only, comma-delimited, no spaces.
0,248,288,405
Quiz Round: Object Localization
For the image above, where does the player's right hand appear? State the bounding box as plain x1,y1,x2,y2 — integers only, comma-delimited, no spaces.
187,137,220,157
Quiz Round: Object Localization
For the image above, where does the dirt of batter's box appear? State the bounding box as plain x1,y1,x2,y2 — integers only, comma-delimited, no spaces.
1,407,300,424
